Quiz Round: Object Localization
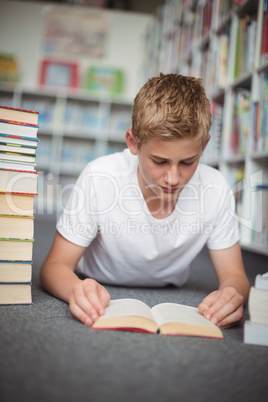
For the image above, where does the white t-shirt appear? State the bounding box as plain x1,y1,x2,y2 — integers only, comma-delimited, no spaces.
57,149,239,287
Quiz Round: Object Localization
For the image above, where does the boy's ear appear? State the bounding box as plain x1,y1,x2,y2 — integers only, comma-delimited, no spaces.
125,130,138,155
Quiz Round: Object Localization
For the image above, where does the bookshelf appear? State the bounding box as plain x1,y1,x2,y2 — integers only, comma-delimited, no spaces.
0,85,132,214
141,0,268,255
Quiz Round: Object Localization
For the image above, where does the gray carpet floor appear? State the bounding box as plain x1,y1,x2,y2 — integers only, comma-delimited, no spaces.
0,214,268,402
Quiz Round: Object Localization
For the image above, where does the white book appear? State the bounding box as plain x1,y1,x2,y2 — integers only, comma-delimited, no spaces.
244,321,268,347
0,120,38,139
248,287,268,325
255,273,268,291
0,144,36,155
0,160,36,171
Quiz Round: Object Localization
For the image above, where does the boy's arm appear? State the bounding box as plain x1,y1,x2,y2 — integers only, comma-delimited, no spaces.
198,242,250,328
40,231,111,326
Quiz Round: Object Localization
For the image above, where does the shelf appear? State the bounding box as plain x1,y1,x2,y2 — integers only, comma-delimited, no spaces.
231,72,252,90
235,0,259,17
142,0,268,258
250,151,268,160
215,12,233,35
223,154,246,164
257,60,268,73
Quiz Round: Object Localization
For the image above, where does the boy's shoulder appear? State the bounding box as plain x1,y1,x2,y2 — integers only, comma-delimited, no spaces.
85,148,136,177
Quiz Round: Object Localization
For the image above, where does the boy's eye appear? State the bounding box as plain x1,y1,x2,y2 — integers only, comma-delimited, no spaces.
181,161,195,166
152,159,166,165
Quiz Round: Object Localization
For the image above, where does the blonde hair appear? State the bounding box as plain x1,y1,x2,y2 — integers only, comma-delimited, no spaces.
132,73,211,147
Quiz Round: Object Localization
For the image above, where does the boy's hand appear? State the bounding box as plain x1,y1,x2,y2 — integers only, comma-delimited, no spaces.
68,278,111,326
198,287,244,328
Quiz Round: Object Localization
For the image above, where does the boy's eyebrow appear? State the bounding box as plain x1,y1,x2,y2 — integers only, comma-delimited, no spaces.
150,153,200,162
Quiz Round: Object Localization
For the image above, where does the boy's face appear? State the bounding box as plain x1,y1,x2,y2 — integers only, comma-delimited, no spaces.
126,130,209,212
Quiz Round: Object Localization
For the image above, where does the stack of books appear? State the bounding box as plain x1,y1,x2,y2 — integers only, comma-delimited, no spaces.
0,105,40,305
244,273,268,347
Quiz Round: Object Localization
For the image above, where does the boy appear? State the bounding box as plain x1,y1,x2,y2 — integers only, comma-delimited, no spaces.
40,74,250,328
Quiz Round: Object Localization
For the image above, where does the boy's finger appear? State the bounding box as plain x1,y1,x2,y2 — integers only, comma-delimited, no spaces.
198,291,219,315
72,283,99,320
205,295,243,325
69,294,93,326
216,306,244,328
83,283,107,317
99,288,111,314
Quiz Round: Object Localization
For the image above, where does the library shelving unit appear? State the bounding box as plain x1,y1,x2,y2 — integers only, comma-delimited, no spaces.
0,85,132,214
142,0,268,255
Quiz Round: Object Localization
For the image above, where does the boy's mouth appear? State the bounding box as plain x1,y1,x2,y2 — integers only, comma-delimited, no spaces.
160,186,181,194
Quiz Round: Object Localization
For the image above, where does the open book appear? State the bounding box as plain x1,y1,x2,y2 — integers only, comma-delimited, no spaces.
92,299,223,339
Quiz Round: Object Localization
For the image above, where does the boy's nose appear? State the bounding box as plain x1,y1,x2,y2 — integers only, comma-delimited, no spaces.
164,167,180,187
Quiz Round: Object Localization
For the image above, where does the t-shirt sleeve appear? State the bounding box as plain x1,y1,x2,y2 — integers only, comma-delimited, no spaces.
56,164,99,247
206,179,240,250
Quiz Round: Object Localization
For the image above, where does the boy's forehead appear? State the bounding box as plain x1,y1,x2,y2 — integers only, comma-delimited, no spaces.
140,137,202,156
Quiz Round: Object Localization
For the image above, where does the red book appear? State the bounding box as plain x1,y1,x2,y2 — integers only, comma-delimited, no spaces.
261,2,268,55
0,105,39,126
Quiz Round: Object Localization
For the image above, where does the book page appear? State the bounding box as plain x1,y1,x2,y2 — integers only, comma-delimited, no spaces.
101,298,155,320
152,303,217,328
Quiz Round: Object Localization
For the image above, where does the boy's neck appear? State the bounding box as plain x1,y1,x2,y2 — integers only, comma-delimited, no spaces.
146,198,177,220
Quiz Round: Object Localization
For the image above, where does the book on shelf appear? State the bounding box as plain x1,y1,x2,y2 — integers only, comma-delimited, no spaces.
0,192,34,216
0,119,38,139
0,54,18,86
0,283,32,305
201,0,213,38
214,0,233,28
0,105,39,125
254,72,268,153
92,298,223,338
0,215,34,239
261,0,268,63
0,238,33,261
250,185,268,248
244,272,268,347
216,33,229,90
230,89,251,155
234,14,257,79
203,102,223,164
